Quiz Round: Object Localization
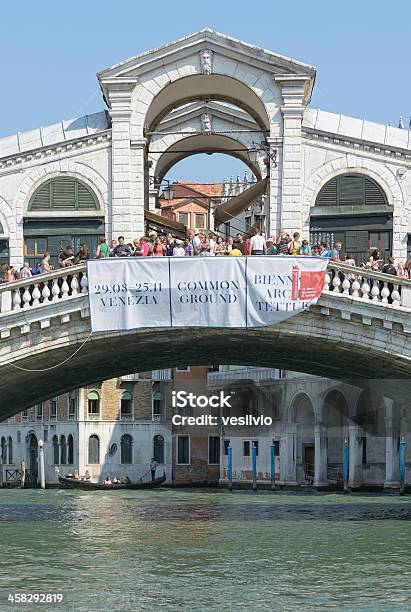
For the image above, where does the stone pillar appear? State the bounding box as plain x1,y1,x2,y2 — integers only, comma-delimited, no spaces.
107,81,143,243
314,423,328,487
275,76,310,237
280,424,297,485
384,400,401,490
348,425,363,488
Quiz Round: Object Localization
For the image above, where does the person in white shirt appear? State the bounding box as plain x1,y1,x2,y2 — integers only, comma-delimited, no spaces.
250,229,266,255
173,240,186,256
192,230,202,255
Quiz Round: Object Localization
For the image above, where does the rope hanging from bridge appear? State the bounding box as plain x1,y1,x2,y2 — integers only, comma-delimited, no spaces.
8,332,93,372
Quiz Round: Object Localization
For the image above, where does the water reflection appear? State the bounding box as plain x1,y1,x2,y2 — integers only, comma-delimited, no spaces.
0,489,410,611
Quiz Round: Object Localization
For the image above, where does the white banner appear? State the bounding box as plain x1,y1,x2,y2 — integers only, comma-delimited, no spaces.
87,256,328,333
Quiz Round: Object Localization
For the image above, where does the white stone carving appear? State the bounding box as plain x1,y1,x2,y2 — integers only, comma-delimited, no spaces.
200,48,213,75
201,112,212,133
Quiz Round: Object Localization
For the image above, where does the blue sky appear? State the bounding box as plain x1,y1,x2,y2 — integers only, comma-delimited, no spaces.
1,0,410,181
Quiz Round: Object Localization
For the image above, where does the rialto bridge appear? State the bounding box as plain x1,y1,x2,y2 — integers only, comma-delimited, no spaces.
1,28,411,270
0,261,410,418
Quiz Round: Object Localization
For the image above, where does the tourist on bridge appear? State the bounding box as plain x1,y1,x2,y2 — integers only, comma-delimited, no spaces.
250,228,266,255
95,236,110,258
288,232,301,255
150,458,158,481
112,236,132,257
58,245,75,267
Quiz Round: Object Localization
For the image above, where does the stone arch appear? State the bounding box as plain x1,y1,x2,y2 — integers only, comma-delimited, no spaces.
151,133,264,183
321,387,351,425
286,391,315,423
301,156,406,258
0,196,13,237
144,74,270,131
15,162,108,217
12,161,110,266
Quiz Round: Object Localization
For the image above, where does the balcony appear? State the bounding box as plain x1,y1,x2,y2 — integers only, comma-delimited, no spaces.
208,367,280,389
120,373,139,382
152,369,172,381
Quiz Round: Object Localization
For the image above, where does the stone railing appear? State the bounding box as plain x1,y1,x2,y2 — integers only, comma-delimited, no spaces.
325,262,411,309
0,263,88,314
0,260,411,316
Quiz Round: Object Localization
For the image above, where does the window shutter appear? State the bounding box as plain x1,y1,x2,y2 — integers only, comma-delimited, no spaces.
51,177,76,210
316,177,337,206
77,181,97,210
338,175,364,206
315,174,387,209
365,179,387,207
29,177,98,211
30,182,51,210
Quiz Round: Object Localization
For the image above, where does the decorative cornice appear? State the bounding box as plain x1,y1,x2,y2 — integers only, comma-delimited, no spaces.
0,131,111,172
302,127,411,163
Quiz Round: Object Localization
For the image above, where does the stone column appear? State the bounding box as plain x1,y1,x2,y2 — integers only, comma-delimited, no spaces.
314,423,328,487
107,81,144,243
280,423,297,485
348,425,363,488
384,400,401,490
275,76,310,237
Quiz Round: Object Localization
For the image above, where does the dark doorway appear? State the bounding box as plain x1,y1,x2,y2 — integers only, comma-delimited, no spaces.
27,433,38,483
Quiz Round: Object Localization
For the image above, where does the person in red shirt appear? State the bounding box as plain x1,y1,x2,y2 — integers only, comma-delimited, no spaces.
243,234,251,256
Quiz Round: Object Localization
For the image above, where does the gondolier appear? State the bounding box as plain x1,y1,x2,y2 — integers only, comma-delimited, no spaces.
150,458,158,481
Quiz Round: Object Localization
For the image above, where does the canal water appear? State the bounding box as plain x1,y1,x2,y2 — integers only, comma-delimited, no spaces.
1,489,411,611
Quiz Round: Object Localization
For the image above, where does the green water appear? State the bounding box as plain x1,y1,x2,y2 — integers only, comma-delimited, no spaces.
0,489,411,611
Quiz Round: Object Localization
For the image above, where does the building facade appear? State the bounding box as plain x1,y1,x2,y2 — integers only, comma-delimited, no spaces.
0,371,172,486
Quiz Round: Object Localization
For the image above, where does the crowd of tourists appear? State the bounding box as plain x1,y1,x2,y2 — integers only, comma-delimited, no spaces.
2,228,411,282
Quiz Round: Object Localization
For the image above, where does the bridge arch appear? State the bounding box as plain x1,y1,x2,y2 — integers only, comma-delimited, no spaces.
138,73,276,136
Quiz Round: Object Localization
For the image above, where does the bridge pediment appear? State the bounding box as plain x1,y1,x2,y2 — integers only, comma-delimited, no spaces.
97,27,316,82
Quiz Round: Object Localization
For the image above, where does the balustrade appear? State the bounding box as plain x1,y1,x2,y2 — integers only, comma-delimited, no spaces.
324,262,411,308
0,261,410,316
0,264,88,314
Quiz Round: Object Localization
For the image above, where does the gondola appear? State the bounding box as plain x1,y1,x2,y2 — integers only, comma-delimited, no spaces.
58,473,166,490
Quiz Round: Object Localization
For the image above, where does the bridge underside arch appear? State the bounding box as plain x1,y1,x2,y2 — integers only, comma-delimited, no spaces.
152,134,262,183
144,74,271,133
2,307,411,418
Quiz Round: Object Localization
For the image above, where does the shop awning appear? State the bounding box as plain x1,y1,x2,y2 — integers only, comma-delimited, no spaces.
144,210,187,239
213,177,268,227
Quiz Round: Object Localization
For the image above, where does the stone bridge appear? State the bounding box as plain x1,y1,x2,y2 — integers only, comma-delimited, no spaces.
0,261,411,418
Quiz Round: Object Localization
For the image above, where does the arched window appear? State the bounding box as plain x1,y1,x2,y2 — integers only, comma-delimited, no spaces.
120,434,133,464
153,434,164,464
152,391,162,417
88,435,100,464
60,435,67,465
1,437,7,463
67,435,74,465
315,174,388,210
68,391,78,420
120,391,133,419
87,391,100,417
7,437,12,464
28,176,98,212
52,435,59,465
311,173,392,264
